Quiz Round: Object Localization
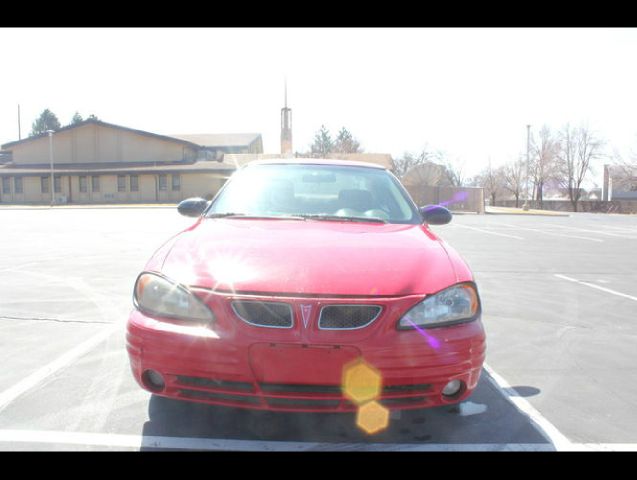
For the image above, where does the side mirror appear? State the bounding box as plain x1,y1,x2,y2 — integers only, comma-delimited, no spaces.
178,197,209,217
419,205,452,225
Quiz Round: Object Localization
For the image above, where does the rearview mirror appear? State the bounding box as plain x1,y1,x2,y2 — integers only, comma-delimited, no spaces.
419,205,452,225
178,197,209,217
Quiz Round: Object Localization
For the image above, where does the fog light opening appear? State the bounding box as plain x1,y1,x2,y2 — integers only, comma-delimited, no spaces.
142,369,166,393
442,379,465,399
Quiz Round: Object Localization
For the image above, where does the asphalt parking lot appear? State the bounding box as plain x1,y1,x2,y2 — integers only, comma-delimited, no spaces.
0,207,636,451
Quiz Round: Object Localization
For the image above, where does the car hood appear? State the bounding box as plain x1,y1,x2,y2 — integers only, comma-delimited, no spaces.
155,218,464,296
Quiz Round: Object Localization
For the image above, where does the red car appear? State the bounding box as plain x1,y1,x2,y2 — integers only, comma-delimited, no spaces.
126,159,486,414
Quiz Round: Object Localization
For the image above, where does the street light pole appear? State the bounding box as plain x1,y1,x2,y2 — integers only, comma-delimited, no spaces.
522,124,531,211
47,130,54,207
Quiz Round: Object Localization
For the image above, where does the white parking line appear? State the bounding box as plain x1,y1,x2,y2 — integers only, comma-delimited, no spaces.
0,325,118,413
538,223,637,240
453,224,524,240
494,223,604,243
554,274,637,302
483,363,573,451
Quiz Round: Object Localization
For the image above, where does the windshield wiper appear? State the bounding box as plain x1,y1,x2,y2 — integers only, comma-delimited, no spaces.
207,212,246,218
298,214,387,224
207,212,306,221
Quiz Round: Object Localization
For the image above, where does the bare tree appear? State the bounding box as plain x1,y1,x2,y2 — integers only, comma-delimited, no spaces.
556,124,604,212
391,147,444,179
610,139,637,192
442,156,467,187
530,125,559,208
502,156,525,208
475,160,505,206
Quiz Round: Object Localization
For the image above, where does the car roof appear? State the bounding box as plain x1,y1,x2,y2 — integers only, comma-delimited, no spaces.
244,158,387,170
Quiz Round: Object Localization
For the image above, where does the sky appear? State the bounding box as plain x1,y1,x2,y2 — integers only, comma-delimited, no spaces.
1,27,637,184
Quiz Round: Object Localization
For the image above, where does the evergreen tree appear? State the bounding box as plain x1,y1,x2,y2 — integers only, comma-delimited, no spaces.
333,127,362,153
71,112,84,124
310,125,333,157
30,109,61,136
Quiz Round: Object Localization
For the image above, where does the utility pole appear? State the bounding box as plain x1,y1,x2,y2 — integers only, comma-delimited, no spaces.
47,130,55,207
522,124,531,211
17,105,21,140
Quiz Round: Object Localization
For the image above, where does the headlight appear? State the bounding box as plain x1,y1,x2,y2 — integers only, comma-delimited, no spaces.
397,283,480,330
133,272,214,324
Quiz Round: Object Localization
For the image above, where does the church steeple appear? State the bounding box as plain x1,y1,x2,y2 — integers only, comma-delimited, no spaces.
280,79,293,157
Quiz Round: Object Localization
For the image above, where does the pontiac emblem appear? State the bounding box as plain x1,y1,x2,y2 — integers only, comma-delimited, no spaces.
300,304,313,328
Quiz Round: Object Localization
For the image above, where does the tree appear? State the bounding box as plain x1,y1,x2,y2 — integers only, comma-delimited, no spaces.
442,156,466,187
87,114,99,121
556,124,604,212
30,109,61,136
310,125,333,157
333,127,362,154
475,160,505,206
530,125,559,208
391,147,444,180
611,137,637,192
502,156,525,208
71,112,83,125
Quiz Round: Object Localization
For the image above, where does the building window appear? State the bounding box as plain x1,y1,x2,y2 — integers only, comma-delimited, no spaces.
78,176,87,193
41,177,50,194
172,174,181,191
54,176,62,193
92,176,100,192
2,177,10,194
117,175,126,192
158,174,167,191
130,175,139,192
15,177,23,194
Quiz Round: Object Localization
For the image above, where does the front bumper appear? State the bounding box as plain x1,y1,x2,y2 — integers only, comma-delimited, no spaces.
126,291,486,412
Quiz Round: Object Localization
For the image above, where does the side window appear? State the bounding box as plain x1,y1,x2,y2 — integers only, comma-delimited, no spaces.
130,175,139,192
158,174,167,191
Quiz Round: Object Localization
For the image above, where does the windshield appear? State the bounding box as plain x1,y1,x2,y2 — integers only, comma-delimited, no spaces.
207,163,421,224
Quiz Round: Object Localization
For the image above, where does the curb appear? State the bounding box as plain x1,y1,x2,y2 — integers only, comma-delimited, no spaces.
485,208,570,217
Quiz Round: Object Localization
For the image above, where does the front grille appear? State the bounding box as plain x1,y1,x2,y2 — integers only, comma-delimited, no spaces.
231,301,293,328
318,305,382,330
176,375,254,392
383,383,432,394
259,383,342,395
381,396,429,407
178,389,261,405
265,397,341,409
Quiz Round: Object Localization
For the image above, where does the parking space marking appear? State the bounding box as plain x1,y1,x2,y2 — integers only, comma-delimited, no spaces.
494,223,604,243
0,325,118,413
554,274,637,302
483,363,573,451
538,223,637,240
0,429,555,451
452,224,524,240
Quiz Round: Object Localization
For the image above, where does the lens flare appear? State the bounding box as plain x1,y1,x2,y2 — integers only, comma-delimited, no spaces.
342,358,383,405
356,400,390,435
406,319,441,349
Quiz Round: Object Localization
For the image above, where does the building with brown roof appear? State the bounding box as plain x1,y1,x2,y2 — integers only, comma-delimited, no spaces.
0,119,262,204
